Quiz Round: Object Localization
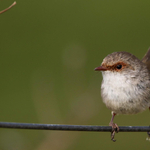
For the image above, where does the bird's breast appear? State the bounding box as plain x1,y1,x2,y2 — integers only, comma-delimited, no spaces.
101,71,149,114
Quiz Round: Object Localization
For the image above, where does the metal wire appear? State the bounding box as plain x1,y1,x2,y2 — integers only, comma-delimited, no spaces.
0,122,150,132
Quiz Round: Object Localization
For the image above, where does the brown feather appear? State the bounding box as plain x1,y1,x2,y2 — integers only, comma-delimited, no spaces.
142,48,150,70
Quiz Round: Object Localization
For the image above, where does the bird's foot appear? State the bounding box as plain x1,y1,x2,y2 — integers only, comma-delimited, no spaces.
147,109,150,140
109,122,119,142
147,131,150,137
146,131,150,141
147,125,150,140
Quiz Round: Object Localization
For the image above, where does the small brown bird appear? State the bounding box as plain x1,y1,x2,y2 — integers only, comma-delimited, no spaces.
95,49,150,141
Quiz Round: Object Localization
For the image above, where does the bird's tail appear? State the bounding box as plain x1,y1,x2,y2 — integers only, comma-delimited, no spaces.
142,48,150,70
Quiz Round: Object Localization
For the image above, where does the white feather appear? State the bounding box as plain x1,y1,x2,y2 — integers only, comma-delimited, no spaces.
101,71,149,114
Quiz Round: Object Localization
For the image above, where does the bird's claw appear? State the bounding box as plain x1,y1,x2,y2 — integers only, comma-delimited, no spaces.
146,125,150,140
146,131,150,141
109,123,119,142
111,130,116,142
147,131,150,137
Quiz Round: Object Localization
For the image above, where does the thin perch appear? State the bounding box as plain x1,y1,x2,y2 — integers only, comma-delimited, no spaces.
0,122,149,132
0,1,16,14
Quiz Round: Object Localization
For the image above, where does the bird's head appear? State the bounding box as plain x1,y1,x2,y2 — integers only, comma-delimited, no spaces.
95,51,145,77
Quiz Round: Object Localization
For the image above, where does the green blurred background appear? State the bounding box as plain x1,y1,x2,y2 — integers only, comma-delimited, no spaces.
0,0,150,149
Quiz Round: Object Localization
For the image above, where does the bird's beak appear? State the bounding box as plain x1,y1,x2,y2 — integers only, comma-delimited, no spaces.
94,66,108,71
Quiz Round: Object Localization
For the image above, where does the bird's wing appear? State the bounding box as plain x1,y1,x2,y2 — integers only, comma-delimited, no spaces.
142,48,150,70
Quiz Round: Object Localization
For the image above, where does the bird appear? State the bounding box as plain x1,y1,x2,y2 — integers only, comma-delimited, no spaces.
95,48,150,141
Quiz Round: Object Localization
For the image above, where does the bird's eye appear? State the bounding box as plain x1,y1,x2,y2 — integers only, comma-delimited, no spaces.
116,64,122,69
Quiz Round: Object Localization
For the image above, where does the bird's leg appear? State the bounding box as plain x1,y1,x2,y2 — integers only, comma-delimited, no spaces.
109,112,119,142
147,107,150,137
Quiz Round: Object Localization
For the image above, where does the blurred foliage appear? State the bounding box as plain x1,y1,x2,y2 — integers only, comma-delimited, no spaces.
0,0,150,149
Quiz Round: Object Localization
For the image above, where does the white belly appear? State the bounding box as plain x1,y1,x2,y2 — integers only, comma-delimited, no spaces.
101,71,149,114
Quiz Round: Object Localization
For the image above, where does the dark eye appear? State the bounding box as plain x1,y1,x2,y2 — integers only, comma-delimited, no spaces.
116,64,122,69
